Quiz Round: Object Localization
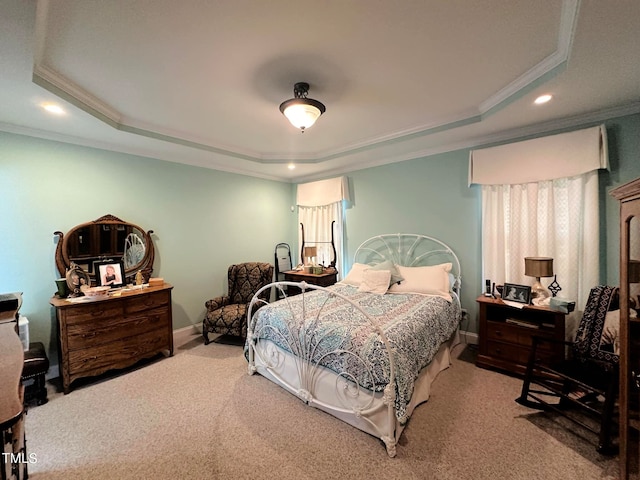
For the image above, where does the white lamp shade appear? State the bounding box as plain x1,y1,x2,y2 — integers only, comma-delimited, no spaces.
283,103,322,129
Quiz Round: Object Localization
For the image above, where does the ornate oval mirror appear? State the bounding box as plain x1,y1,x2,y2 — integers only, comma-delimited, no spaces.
54,214,155,285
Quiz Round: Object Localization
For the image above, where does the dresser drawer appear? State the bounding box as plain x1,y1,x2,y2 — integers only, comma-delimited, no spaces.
517,330,553,350
66,308,170,351
63,303,124,325
518,347,554,365
485,341,521,363
125,291,170,314
68,328,170,376
486,321,520,344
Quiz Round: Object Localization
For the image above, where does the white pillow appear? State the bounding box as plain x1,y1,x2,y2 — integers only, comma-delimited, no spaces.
340,263,369,286
358,269,392,295
388,263,452,301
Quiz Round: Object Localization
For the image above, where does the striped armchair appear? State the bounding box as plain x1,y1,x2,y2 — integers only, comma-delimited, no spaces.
203,262,273,343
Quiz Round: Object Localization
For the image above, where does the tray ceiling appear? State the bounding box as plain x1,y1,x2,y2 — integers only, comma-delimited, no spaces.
2,0,639,181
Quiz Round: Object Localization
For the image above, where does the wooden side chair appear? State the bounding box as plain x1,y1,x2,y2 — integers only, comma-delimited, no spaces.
516,285,620,454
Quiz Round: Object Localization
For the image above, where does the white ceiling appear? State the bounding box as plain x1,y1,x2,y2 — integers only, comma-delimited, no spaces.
2,0,640,182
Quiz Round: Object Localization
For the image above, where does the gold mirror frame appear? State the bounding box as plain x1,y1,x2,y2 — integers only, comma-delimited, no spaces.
54,214,155,285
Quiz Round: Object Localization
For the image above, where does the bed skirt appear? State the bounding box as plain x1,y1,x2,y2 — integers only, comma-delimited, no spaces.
248,328,460,456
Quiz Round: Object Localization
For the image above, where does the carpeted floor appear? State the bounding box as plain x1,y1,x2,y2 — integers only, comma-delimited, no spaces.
24,335,619,479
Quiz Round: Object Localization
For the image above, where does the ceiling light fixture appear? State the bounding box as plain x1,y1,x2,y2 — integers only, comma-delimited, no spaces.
534,94,552,105
279,82,325,133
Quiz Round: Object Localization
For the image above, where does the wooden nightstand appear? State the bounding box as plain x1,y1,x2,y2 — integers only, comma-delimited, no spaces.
476,295,568,376
282,270,338,295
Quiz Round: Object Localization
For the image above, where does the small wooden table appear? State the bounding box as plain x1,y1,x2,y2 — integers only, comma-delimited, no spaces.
476,295,568,376
282,270,338,295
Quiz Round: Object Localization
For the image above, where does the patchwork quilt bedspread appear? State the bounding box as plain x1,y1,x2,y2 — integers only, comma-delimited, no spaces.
246,284,461,423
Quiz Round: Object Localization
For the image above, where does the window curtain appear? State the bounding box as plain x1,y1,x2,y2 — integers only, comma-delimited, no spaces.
297,177,349,278
481,172,599,310
470,125,608,314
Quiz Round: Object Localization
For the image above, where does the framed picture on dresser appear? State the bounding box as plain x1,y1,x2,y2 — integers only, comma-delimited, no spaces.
502,283,531,304
94,260,125,288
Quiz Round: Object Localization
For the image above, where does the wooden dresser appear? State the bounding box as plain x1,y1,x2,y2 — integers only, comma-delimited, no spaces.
50,284,173,393
476,295,567,376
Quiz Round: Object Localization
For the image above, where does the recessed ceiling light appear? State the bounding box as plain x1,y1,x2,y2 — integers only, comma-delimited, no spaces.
287,163,296,170
41,103,65,115
534,94,552,105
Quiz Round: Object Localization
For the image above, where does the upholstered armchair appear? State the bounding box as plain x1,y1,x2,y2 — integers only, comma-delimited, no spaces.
203,262,273,344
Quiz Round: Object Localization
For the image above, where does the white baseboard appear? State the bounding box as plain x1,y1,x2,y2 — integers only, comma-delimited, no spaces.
173,324,202,346
46,364,59,381
459,330,478,345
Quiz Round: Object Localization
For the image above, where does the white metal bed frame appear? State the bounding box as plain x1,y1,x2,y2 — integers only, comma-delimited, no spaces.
246,234,462,457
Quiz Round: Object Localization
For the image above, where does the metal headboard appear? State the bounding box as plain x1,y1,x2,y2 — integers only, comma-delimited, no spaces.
353,233,461,299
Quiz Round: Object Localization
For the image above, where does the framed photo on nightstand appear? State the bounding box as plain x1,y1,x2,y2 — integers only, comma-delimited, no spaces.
502,283,531,304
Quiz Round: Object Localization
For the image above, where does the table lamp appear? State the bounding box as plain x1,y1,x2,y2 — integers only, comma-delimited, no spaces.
303,246,317,266
524,257,554,301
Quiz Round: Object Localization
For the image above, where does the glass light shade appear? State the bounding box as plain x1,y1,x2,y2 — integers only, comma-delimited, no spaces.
282,102,322,129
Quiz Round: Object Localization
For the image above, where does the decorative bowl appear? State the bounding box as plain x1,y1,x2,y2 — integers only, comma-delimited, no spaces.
84,286,110,297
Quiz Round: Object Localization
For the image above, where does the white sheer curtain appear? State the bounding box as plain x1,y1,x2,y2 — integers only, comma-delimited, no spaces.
481,171,600,310
296,176,349,279
470,125,609,313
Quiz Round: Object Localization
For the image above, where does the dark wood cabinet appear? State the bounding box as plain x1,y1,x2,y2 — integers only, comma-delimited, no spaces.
50,284,173,393
611,177,640,479
476,296,567,376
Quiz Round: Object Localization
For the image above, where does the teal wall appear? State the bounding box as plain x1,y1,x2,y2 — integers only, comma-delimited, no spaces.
601,114,640,284
343,150,480,331
1,111,638,371
0,132,295,365
341,112,640,334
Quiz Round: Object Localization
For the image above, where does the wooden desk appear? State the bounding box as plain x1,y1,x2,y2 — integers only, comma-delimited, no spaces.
282,270,338,295
51,283,174,393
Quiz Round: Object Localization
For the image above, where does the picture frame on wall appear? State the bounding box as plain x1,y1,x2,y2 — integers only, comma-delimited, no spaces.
502,283,531,304
94,260,125,288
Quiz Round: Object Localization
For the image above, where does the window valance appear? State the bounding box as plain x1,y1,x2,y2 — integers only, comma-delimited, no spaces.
296,176,350,207
468,125,608,186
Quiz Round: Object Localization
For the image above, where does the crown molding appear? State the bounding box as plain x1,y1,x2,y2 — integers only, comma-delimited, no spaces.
291,100,640,183
2,100,638,185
